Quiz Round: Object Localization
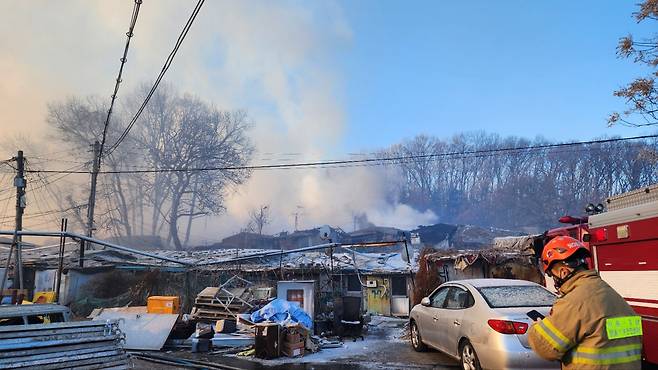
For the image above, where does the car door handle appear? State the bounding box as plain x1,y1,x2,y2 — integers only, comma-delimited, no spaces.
453,320,461,326
433,317,438,321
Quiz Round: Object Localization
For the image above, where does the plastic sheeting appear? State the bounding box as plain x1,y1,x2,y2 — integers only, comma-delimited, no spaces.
250,298,313,329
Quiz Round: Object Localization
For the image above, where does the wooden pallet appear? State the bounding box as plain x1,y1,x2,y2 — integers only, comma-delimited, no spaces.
194,301,245,309
192,282,262,324
193,313,236,322
197,287,249,300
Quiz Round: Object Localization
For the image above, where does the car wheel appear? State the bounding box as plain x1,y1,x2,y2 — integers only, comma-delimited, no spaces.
410,321,427,352
460,340,482,370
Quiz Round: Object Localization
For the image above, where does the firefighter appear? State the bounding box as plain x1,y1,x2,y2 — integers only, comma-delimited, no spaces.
528,236,643,369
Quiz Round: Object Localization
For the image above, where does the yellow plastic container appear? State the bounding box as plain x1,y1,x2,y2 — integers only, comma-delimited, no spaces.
147,296,181,314
33,291,56,304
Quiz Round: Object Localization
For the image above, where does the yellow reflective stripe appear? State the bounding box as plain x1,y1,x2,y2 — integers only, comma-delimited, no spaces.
535,321,569,352
575,343,641,354
570,343,642,365
543,319,571,346
572,354,641,366
606,316,643,340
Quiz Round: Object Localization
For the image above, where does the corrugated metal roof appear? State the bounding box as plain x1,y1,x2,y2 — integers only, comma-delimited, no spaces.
0,243,419,274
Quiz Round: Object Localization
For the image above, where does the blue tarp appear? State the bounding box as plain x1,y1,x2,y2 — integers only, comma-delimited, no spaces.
250,298,313,329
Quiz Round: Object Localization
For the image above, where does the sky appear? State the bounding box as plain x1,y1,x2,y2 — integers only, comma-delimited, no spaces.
1,1,655,154
336,0,657,151
0,0,655,240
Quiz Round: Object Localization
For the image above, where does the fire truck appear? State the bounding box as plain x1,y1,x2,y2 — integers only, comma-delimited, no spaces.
542,184,658,365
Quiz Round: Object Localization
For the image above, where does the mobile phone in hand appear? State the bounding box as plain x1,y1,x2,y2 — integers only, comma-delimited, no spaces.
527,310,545,321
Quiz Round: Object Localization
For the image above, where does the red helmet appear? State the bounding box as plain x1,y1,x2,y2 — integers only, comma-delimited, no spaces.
541,236,590,273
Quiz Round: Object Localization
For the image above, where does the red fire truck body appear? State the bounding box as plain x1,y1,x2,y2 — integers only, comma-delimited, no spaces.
587,187,658,364
544,185,658,364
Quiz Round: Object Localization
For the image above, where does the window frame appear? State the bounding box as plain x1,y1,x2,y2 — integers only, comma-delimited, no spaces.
443,286,475,310
346,275,362,292
390,276,407,297
429,286,450,308
286,289,305,308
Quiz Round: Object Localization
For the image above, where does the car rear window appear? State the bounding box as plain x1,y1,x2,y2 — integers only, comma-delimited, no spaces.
477,285,556,308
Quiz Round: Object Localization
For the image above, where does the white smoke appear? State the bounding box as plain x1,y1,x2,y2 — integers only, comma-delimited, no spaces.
215,165,438,239
0,0,438,243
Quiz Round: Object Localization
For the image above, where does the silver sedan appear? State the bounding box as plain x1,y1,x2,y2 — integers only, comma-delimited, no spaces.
409,279,559,370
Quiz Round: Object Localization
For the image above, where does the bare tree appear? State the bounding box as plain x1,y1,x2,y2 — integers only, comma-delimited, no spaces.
46,95,148,237
46,85,254,250
248,205,270,234
609,0,658,127
131,93,253,250
384,133,658,232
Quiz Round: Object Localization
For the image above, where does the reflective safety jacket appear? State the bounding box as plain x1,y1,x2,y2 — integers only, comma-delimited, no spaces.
528,270,642,369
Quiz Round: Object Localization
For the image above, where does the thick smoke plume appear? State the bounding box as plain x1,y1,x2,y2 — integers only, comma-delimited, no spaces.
0,1,437,243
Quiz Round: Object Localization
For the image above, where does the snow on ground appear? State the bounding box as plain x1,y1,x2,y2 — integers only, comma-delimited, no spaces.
230,315,409,365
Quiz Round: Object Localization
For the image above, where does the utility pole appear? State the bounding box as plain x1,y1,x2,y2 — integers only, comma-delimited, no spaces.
291,206,303,232
13,151,25,290
82,140,101,267
0,151,25,296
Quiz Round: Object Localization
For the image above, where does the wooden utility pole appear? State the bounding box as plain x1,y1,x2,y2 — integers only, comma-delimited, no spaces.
0,152,24,296
14,151,25,290
82,140,101,267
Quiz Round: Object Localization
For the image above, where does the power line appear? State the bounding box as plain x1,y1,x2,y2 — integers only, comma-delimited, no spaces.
98,0,142,161
24,134,658,175
81,0,142,252
27,157,90,165
0,204,86,222
105,0,206,157
0,162,88,204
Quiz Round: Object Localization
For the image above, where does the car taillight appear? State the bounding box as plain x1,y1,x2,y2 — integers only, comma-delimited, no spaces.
487,319,528,335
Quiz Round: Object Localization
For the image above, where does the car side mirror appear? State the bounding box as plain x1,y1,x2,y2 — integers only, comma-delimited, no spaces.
421,297,430,306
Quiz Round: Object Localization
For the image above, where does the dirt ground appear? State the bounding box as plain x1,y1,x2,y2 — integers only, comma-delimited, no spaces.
131,316,459,369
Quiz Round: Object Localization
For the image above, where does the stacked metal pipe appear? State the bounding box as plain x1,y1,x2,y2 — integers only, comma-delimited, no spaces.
0,320,129,369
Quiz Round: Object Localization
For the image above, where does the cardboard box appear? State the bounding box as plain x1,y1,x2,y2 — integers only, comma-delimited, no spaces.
281,340,305,357
147,296,181,314
282,347,304,357
282,340,304,350
285,332,301,343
